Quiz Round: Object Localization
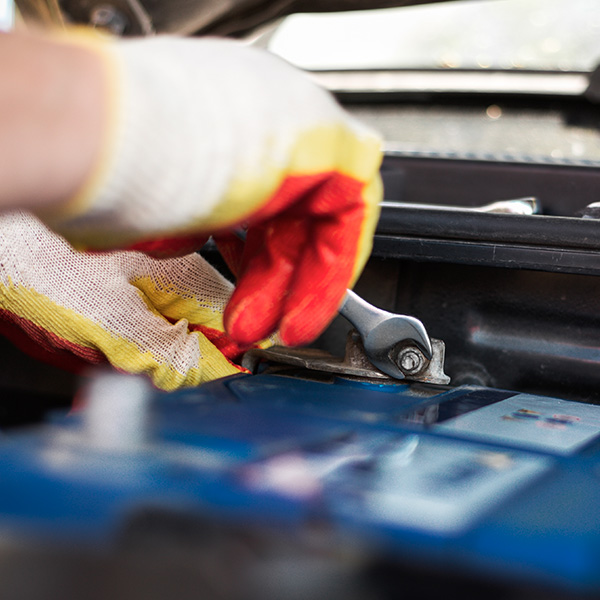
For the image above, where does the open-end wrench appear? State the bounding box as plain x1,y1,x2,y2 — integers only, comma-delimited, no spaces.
339,290,433,380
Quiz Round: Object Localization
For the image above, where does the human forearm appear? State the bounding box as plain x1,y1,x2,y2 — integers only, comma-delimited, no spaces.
0,30,382,348
0,30,106,211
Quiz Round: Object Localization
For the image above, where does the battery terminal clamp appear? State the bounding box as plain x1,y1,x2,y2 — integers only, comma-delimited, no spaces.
242,330,450,385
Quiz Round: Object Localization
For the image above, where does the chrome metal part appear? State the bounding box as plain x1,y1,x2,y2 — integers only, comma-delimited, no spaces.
476,198,539,215
580,202,600,219
411,339,450,384
339,289,433,379
242,331,450,385
380,197,539,216
90,4,129,35
396,346,425,375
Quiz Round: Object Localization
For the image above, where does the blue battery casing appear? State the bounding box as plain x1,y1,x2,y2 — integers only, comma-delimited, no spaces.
1,372,600,592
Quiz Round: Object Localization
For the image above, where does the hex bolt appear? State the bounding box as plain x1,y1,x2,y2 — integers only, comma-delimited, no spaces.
396,347,425,375
90,4,129,35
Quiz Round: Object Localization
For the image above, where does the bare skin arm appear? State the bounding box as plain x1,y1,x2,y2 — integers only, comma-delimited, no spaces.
0,30,106,211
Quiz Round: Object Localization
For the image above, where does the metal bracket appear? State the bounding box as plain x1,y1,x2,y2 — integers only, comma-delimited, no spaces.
242,330,451,385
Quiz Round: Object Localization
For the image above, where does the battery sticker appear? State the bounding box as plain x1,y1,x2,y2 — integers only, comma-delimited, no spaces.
241,431,550,535
0,0,13,31
434,394,600,454
360,436,550,534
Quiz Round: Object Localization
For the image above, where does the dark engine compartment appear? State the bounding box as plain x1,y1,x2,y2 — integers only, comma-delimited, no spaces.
316,92,600,405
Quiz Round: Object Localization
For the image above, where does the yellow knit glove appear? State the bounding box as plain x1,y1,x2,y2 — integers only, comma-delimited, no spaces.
0,211,264,391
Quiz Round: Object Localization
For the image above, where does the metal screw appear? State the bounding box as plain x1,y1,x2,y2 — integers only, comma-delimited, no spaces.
396,347,425,375
90,4,129,35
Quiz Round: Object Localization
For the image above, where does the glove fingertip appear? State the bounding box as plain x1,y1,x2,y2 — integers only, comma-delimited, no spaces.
278,311,329,348
224,300,275,346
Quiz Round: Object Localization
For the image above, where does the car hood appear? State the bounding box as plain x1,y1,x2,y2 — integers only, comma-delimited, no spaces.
56,0,463,37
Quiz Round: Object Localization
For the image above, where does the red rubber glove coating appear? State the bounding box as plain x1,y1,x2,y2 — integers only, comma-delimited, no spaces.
223,171,369,347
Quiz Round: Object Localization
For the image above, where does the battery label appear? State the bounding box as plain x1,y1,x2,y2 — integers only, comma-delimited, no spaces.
242,431,550,535
434,394,600,454
361,436,550,534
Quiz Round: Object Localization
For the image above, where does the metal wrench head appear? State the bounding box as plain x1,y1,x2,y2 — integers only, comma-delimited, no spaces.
363,315,433,379
338,290,434,380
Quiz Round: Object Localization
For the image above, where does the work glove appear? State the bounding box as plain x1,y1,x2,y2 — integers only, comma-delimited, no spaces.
40,34,383,348
0,211,262,391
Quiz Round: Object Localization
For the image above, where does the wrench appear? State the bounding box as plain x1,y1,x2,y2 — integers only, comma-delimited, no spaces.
339,290,433,380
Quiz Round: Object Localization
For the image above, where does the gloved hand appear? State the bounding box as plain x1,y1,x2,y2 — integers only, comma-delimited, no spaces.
0,211,262,391
39,34,383,347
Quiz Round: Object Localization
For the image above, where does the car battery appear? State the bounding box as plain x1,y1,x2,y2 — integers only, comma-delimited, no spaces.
1,367,600,599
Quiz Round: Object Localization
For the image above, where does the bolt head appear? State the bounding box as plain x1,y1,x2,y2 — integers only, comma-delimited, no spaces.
397,347,425,375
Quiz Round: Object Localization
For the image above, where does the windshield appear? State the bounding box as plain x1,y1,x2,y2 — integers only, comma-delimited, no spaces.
267,0,600,72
